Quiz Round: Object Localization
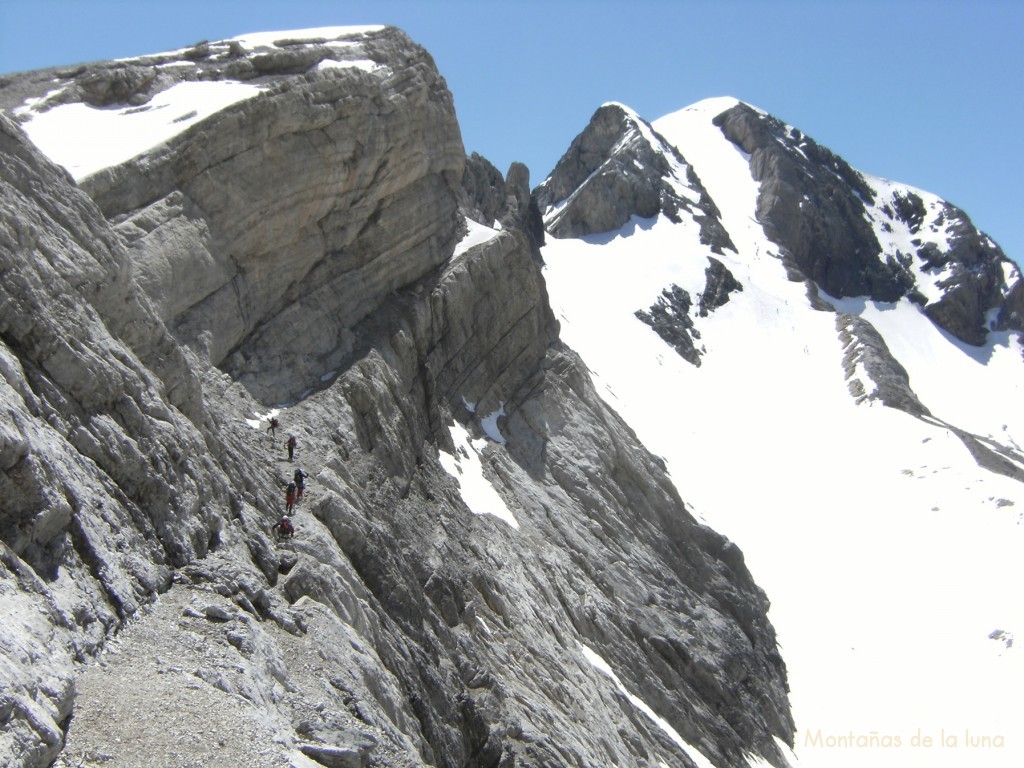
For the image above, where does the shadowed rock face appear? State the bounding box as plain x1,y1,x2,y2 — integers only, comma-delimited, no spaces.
712,102,1024,346
534,103,735,253
461,153,546,260
713,103,909,301
0,29,793,768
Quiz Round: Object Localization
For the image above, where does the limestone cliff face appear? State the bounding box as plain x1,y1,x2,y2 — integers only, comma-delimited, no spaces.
6,26,466,405
0,27,792,768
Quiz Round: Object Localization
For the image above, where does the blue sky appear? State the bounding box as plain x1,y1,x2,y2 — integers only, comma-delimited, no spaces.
2,0,1021,264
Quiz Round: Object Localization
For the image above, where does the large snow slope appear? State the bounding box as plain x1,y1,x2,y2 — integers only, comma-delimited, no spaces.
542,97,1024,768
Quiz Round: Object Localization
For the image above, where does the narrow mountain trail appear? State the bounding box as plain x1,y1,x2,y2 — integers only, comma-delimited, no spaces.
50,395,388,768
50,588,296,768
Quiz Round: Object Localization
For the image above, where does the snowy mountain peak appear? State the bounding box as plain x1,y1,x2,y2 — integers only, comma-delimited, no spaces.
705,100,1023,346
533,102,734,251
541,95,1024,768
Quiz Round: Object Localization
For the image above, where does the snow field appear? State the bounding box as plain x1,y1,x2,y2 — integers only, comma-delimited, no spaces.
17,80,265,181
542,98,1023,768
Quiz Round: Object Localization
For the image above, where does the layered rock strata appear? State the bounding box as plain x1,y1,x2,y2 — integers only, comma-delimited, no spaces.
0,28,793,768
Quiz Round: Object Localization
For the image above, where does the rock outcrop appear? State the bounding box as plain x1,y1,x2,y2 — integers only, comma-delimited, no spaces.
635,258,744,368
461,152,545,259
5,26,466,406
699,257,744,317
1,27,793,768
836,313,929,415
636,285,703,367
534,103,735,252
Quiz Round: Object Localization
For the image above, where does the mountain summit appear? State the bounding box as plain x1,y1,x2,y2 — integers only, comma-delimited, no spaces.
1,27,1021,768
542,96,1023,768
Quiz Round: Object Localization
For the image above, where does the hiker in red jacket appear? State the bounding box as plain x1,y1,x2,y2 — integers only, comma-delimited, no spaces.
285,481,297,513
273,515,294,539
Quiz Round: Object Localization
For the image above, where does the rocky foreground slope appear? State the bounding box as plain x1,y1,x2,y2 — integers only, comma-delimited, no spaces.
0,27,792,768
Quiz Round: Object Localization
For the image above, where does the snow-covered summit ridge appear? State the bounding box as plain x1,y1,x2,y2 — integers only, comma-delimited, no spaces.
548,95,1023,350
5,25,393,182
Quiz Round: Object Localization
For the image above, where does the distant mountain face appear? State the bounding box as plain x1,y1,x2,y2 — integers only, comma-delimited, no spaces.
537,96,1024,768
540,99,1023,351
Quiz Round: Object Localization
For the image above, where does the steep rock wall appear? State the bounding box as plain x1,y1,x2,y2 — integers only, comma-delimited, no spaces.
11,27,467,404
0,112,232,767
1,31,794,768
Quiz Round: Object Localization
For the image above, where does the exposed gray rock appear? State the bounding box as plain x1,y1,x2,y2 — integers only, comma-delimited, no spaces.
0,111,226,768
713,102,1024,346
637,258,744,368
298,741,373,768
836,313,929,415
713,103,912,301
461,151,506,226
461,153,545,260
536,103,735,253
0,30,792,768
636,285,703,367
6,27,466,406
917,203,1021,345
699,257,743,317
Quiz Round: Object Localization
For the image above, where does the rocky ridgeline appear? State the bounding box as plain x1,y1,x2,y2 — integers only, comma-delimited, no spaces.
0,28,793,768
712,102,1024,346
534,103,734,253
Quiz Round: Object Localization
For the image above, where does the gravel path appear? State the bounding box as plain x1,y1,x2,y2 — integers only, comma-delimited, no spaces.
52,587,300,768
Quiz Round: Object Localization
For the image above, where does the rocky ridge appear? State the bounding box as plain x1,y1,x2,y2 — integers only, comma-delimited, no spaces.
1,27,793,768
534,103,734,253
712,102,1024,347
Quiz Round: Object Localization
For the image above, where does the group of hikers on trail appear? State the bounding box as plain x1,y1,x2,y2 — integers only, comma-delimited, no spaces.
265,415,307,541
273,467,308,540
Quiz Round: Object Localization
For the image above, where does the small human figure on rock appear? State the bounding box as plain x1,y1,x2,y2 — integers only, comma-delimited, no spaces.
273,515,294,539
267,416,279,438
293,468,308,500
285,481,297,513
286,434,297,462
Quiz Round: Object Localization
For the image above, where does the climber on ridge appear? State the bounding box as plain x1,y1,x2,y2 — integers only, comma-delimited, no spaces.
293,467,308,500
267,416,279,438
273,514,294,540
285,481,297,513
